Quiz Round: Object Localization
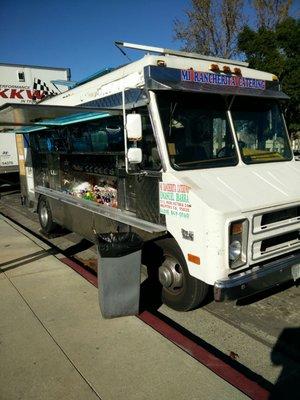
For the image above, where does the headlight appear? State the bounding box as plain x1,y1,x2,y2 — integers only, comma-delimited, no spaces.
229,240,242,261
228,219,249,269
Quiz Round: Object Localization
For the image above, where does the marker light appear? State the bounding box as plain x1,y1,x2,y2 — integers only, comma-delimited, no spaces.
234,67,242,75
210,64,220,72
223,65,231,73
188,253,201,265
157,60,166,67
231,222,243,235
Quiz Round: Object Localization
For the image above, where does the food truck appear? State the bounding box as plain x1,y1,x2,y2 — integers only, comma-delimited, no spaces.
0,42,299,311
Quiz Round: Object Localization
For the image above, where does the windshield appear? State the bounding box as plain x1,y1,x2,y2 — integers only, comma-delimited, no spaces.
231,97,292,164
157,92,238,170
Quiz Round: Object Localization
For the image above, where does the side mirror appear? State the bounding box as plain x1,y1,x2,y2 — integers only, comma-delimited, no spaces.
127,147,142,164
126,114,142,141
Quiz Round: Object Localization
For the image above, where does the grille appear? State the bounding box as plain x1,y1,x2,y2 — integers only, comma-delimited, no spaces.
252,229,300,260
261,206,300,229
253,204,300,234
261,231,300,253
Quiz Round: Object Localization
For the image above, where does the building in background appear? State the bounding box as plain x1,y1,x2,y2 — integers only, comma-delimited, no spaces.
0,63,71,199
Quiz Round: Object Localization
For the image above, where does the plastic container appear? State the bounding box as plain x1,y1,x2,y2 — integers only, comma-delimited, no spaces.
96,232,143,318
91,130,108,152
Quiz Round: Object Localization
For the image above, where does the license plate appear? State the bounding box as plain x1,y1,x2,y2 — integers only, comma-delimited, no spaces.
291,264,300,281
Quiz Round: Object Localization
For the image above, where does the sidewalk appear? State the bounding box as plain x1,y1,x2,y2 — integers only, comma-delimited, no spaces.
0,215,247,400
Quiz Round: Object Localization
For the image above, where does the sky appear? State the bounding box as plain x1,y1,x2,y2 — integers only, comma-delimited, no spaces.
1,0,299,82
1,0,189,81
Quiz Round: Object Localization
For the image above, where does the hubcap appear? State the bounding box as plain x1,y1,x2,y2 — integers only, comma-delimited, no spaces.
40,204,49,226
159,256,183,292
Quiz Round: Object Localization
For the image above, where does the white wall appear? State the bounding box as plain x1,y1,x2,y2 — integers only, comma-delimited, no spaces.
0,65,70,106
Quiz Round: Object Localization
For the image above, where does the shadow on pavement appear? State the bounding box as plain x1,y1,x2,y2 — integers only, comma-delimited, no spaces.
0,250,47,268
0,248,60,272
63,239,94,257
269,327,300,399
139,241,164,312
149,308,274,393
0,239,94,273
236,281,297,306
39,226,71,239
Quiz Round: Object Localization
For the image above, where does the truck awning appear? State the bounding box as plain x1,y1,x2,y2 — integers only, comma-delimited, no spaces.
145,66,289,100
0,103,122,133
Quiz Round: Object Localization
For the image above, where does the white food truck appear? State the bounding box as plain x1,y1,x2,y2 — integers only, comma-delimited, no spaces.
0,42,299,311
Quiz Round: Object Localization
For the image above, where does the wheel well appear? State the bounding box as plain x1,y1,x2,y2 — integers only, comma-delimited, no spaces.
142,234,185,272
149,234,209,311
37,194,45,210
154,234,185,261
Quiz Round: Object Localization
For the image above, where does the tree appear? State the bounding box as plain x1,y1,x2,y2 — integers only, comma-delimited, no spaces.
238,17,300,132
174,0,245,59
174,0,299,132
253,0,292,30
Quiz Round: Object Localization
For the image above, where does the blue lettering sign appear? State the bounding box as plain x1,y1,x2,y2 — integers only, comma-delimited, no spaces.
181,70,191,81
180,69,266,90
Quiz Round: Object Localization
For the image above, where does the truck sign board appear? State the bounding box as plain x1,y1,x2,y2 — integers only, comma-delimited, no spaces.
181,69,266,90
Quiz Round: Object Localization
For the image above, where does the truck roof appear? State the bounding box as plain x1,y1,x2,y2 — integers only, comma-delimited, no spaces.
42,53,277,107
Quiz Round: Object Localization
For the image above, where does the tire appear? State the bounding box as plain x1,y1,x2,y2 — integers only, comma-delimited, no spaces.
157,238,208,311
38,197,58,234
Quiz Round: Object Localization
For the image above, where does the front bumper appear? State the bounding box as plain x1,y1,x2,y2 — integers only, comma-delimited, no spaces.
214,251,300,301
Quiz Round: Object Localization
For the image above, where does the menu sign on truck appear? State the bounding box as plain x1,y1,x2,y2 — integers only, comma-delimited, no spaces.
159,182,191,219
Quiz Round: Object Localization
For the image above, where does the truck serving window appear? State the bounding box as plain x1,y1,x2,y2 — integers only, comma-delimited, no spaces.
70,116,124,153
32,117,124,154
157,92,238,170
230,97,293,164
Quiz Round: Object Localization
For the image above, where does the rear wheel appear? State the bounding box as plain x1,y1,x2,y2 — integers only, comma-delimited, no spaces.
38,197,58,234
157,239,208,311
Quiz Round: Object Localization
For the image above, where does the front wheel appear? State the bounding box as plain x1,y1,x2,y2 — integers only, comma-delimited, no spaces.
157,239,209,311
38,197,58,234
